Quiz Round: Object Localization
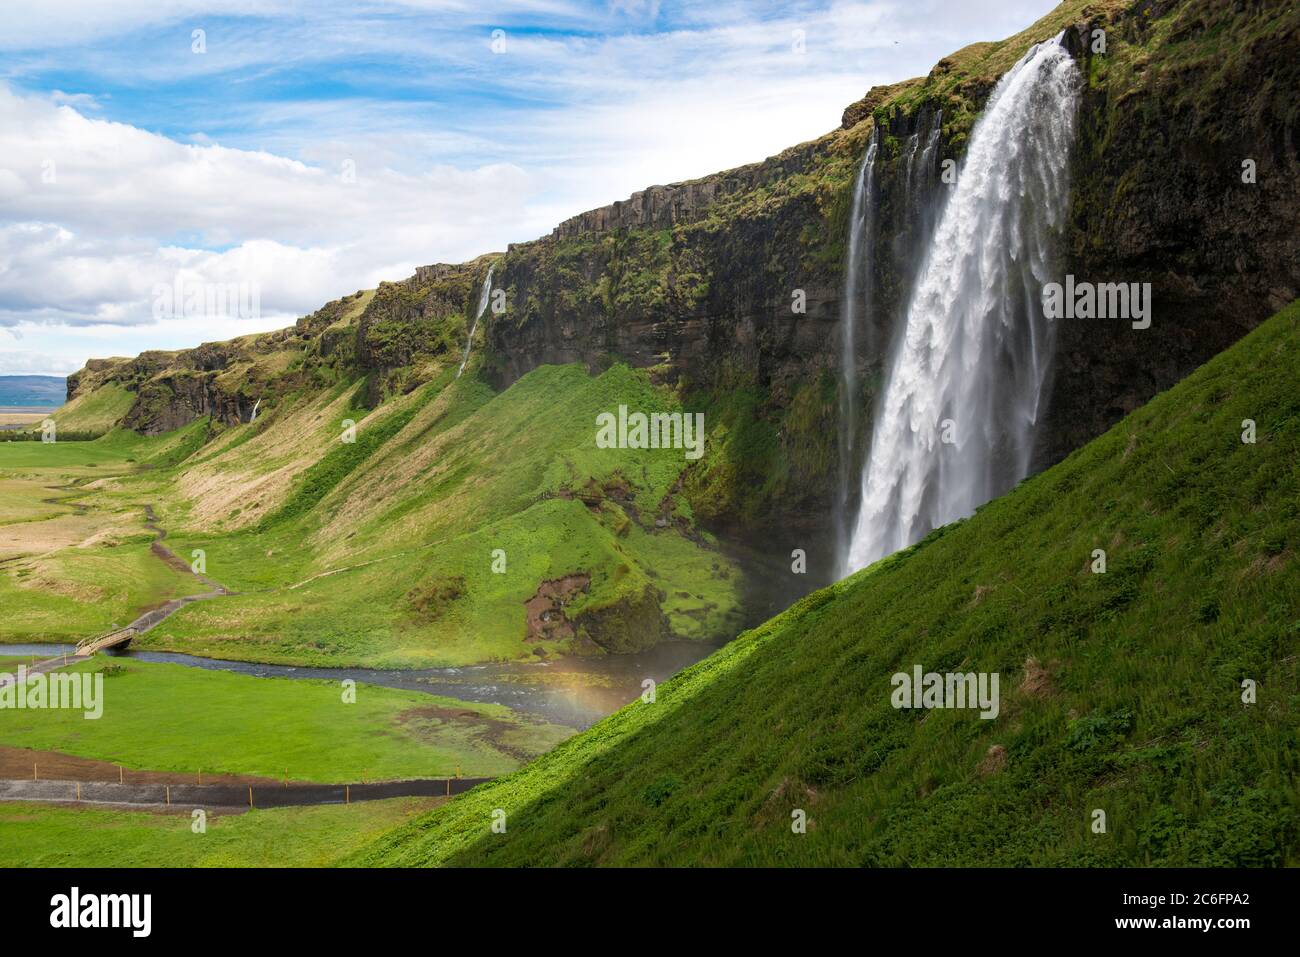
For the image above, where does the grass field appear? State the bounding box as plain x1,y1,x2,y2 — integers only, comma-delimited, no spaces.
0,797,442,867
0,429,213,642
353,300,1300,867
0,657,571,782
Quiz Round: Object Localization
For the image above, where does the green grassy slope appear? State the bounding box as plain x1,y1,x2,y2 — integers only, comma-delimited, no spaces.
355,300,1300,867
142,362,744,666
51,384,135,434
1,360,744,664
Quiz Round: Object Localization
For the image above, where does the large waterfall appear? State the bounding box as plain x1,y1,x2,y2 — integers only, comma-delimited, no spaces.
457,265,495,379
842,35,1082,575
834,128,880,560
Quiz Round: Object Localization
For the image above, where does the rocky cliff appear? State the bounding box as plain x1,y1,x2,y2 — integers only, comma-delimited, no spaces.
482,0,1300,577
66,0,1300,586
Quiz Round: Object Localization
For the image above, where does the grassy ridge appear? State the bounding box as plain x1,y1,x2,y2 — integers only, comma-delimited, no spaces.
52,384,135,434
354,300,1300,867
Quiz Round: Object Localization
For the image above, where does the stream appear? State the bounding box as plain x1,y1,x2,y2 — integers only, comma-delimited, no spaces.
0,640,719,729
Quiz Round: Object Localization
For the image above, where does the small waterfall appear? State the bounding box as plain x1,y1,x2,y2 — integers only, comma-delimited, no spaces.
915,111,942,202
900,127,922,203
891,109,943,299
457,265,495,379
842,35,1081,575
834,128,881,561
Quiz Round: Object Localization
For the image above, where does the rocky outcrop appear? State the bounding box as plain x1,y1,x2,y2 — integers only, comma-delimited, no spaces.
123,372,255,434
355,258,493,402
547,140,828,242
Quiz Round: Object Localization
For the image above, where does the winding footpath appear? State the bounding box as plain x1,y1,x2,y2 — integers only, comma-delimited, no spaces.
1,504,228,687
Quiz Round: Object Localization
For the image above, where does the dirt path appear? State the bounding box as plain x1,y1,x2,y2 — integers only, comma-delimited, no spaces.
0,745,281,786
0,776,483,810
0,746,490,809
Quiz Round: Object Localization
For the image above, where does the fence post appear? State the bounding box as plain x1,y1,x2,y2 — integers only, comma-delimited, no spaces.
248,785,253,808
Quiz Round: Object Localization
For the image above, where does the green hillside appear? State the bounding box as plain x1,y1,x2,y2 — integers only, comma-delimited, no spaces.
0,359,745,665
51,384,134,433
354,300,1300,867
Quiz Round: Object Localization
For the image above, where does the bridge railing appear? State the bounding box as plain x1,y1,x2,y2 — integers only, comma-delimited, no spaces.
75,626,137,655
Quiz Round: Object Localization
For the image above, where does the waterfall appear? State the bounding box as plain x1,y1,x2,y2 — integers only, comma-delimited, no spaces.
842,35,1081,575
457,265,495,379
834,128,880,562
912,109,943,213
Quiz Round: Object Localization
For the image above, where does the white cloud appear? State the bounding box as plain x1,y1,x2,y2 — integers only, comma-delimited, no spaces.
0,0,1060,376
0,81,544,374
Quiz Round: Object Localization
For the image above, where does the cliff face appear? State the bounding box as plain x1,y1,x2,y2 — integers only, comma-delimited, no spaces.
1043,0,1300,465
65,0,1299,584
354,260,489,403
480,0,1299,573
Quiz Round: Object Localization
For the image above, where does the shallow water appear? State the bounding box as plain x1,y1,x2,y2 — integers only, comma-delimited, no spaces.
0,640,719,729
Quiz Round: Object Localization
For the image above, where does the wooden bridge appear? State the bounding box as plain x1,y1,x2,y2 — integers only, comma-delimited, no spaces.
75,627,137,657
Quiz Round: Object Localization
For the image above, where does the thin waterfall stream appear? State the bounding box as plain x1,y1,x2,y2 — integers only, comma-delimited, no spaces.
457,264,495,379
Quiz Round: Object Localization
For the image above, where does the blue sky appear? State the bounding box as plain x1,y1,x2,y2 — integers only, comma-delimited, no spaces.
0,0,1057,375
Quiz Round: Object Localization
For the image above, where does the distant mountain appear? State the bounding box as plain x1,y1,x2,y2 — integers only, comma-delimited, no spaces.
0,375,65,407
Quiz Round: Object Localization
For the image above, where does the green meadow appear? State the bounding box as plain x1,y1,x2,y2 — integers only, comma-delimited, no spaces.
0,362,743,664
0,428,213,643
0,797,441,868
0,657,571,782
